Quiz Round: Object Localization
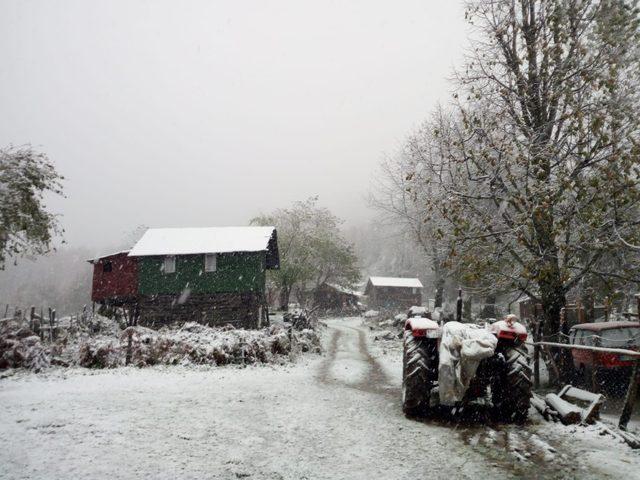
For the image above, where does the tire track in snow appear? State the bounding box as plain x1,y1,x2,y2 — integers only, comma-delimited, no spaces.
317,322,397,397
322,319,593,479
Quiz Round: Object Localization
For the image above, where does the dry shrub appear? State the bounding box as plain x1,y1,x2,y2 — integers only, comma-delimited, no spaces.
0,320,50,371
78,341,121,368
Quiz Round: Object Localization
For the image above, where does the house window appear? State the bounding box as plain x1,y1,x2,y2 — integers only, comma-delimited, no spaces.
412,288,418,294
204,253,217,272
163,256,176,274
103,261,112,273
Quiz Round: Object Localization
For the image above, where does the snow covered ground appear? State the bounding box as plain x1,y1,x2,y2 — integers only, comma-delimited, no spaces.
1,317,639,479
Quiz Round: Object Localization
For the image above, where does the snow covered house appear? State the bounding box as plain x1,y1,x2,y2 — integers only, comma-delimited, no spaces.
364,276,423,309
89,226,279,329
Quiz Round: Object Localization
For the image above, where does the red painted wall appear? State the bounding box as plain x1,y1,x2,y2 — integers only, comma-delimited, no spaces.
91,252,138,302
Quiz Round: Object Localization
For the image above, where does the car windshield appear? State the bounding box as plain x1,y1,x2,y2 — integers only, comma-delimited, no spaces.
599,328,640,348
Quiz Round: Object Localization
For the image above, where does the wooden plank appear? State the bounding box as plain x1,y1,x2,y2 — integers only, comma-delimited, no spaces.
559,385,604,424
619,359,639,431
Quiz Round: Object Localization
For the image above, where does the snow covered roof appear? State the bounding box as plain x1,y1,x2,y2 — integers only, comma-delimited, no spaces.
325,283,362,297
367,276,423,288
87,250,130,264
128,227,277,257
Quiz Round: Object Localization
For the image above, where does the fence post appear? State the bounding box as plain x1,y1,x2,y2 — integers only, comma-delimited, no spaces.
619,359,639,430
29,306,35,331
591,351,599,393
125,329,133,366
534,320,541,389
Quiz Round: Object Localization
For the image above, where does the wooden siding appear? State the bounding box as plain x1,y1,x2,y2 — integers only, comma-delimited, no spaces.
137,252,266,296
138,292,264,328
369,286,422,309
91,252,138,303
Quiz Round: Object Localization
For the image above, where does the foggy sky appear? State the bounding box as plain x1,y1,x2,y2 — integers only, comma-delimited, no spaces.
0,0,468,253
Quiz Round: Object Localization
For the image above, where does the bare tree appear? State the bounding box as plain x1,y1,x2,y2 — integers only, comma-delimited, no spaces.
411,0,640,340
371,134,458,307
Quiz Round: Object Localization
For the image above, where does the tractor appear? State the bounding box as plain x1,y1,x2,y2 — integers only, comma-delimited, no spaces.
402,311,532,423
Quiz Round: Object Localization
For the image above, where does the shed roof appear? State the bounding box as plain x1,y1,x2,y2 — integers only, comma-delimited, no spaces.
367,276,423,288
128,226,276,257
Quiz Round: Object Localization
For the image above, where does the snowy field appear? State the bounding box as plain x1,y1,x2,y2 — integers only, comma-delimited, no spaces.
1,318,640,479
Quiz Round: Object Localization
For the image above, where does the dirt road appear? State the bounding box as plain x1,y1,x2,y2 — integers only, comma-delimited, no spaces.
0,318,637,479
318,320,580,479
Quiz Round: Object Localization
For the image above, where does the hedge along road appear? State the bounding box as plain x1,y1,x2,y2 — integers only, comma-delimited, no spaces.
0,318,635,480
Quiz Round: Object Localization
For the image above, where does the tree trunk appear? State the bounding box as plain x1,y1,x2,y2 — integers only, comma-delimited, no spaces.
280,286,292,311
539,274,570,384
463,296,472,322
434,276,445,309
481,294,497,318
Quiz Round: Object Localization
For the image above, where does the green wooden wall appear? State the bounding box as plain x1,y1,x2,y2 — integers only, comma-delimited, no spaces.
137,252,266,295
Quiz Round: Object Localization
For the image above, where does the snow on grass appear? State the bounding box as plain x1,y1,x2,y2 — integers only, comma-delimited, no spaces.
1,318,321,372
0,358,508,480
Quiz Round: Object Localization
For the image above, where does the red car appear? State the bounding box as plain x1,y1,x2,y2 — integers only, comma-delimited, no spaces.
569,321,640,389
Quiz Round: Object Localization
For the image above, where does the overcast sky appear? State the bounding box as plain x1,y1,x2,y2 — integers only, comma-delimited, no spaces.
0,0,468,251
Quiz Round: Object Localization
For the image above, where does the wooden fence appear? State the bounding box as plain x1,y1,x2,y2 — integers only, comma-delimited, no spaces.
2,304,91,342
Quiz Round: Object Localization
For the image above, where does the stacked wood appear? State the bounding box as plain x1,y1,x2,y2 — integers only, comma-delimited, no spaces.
531,393,559,422
558,385,603,424
544,393,583,424
531,384,640,449
530,387,593,425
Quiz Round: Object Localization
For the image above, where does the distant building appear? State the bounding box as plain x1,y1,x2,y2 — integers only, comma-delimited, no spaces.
364,276,423,309
89,226,279,329
313,282,361,313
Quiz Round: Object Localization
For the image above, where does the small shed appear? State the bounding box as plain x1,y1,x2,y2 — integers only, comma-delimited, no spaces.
128,226,279,328
313,283,361,313
88,250,138,305
364,276,423,309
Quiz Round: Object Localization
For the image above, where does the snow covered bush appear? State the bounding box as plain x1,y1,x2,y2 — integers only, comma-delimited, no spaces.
117,323,322,367
0,316,322,372
78,340,121,369
0,320,50,371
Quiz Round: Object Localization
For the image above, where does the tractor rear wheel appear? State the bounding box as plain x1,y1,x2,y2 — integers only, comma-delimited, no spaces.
402,333,438,416
491,345,532,423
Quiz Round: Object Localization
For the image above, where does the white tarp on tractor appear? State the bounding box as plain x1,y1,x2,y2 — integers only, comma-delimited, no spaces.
438,322,498,405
